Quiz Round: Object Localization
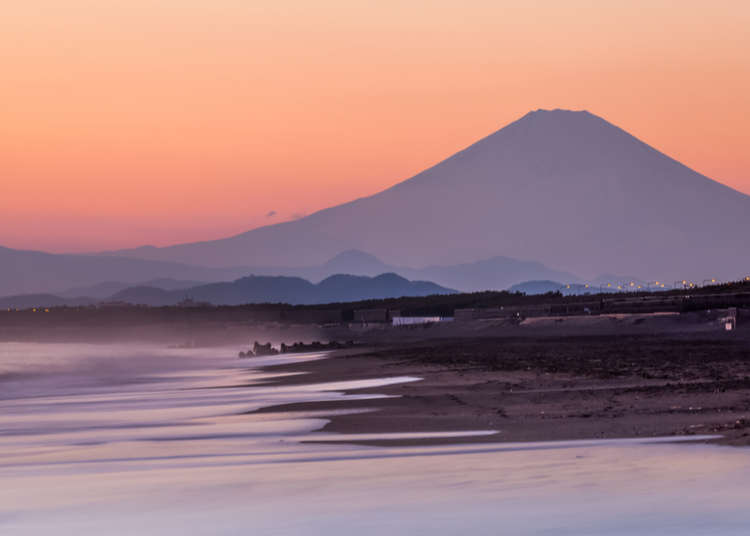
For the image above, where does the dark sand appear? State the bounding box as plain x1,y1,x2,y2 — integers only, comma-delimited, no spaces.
254,329,750,447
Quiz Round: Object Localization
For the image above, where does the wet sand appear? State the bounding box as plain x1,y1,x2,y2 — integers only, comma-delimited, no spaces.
255,330,750,447
5,341,750,534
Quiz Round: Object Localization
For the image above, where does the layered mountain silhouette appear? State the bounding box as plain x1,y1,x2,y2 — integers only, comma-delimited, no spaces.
1,244,577,297
123,272,451,306
0,273,455,309
101,109,750,281
59,278,208,299
0,246,248,297
250,249,580,291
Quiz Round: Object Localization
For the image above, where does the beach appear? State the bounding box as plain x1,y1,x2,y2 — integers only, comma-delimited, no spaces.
256,330,750,447
2,339,750,534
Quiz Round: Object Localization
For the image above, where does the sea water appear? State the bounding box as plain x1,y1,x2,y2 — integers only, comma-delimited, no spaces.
1,343,748,535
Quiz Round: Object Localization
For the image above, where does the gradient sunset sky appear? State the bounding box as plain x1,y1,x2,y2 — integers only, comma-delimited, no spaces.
3,1,749,253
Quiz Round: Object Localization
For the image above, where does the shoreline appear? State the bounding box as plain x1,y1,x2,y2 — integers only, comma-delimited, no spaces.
253,332,750,447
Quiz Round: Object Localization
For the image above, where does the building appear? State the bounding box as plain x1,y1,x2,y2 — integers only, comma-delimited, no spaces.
392,316,453,326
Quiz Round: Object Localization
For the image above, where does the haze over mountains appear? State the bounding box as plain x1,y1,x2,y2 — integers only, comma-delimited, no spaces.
219,249,579,292
0,246,249,297
100,109,750,282
3,109,748,300
59,279,207,299
0,245,577,298
110,273,454,307
0,273,454,309
314,250,579,292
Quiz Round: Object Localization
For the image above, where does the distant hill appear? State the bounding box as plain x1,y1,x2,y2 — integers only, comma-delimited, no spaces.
0,245,249,296
108,286,177,307
57,281,134,299
236,249,581,292
413,256,579,292
317,250,393,278
0,243,577,297
0,272,454,309
99,109,750,282
59,278,208,299
111,272,455,306
143,278,210,291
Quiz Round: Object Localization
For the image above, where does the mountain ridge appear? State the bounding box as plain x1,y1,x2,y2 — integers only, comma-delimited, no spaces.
0,273,455,309
0,245,252,296
0,243,582,296
92,109,750,280
112,272,455,306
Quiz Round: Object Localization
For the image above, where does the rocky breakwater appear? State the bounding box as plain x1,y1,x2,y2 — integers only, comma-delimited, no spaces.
239,340,356,358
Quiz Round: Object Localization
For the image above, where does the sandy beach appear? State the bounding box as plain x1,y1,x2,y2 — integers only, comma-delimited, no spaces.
255,329,750,447
3,337,750,534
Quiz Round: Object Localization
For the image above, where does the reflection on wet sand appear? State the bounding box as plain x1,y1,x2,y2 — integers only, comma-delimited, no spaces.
1,343,749,535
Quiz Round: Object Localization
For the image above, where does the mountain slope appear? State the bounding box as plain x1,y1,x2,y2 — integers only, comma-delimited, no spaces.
110,273,455,306
315,273,453,303
414,256,580,292
0,246,250,296
59,278,208,299
0,242,578,296
102,109,750,280
274,249,580,291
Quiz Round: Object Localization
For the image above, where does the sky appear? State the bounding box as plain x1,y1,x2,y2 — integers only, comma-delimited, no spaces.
3,1,749,253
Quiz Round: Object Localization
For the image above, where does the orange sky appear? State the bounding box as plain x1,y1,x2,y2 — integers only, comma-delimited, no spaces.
3,1,749,253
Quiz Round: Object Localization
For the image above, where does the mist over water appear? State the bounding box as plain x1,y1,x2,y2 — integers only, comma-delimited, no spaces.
2,343,750,535
0,343,225,400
